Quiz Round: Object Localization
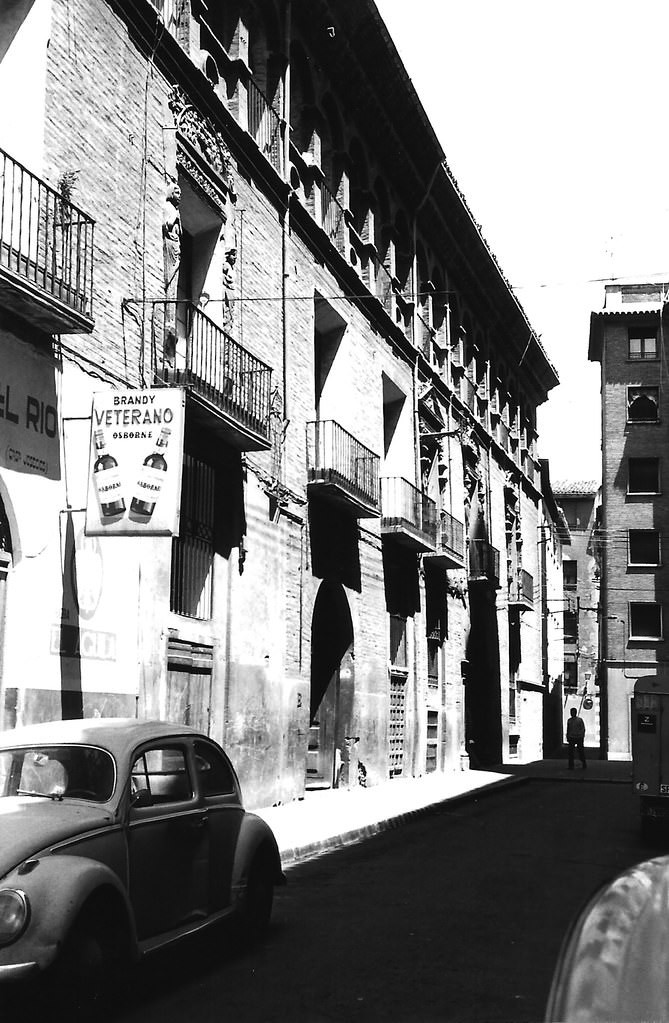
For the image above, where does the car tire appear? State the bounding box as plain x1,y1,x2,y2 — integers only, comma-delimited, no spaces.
239,853,274,942
51,900,130,1010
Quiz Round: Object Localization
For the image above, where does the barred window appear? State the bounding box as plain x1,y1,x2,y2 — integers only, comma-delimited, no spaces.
170,454,215,619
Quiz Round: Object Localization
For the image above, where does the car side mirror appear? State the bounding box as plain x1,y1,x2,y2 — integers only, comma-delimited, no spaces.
130,788,153,809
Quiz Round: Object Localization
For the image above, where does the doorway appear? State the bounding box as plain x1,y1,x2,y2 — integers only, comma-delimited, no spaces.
308,581,354,789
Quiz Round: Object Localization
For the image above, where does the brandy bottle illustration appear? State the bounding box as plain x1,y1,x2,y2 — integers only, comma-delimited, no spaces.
92,429,126,520
129,427,171,522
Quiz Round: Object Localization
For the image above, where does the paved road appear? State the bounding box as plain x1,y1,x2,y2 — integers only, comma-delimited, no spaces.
17,774,660,1023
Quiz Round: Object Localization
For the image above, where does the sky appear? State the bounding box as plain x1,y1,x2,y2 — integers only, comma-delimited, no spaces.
375,0,669,483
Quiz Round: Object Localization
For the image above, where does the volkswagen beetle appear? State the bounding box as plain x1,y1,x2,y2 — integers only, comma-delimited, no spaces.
0,718,284,987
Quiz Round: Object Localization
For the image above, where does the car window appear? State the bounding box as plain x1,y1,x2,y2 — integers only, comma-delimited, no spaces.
131,746,193,805
193,740,237,797
0,745,115,801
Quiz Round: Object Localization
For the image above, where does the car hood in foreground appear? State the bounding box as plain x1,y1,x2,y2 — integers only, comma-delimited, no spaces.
0,799,114,879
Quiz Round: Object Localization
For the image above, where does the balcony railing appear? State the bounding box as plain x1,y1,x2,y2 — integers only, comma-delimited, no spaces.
0,147,94,332
380,476,437,552
151,301,271,450
468,539,500,583
247,77,283,175
509,568,534,609
424,510,465,568
306,419,380,517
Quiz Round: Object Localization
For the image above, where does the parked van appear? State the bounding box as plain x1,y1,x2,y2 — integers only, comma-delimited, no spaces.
631,674,669,835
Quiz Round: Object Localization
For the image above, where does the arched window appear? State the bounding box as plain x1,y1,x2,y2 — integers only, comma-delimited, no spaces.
628,386,659,423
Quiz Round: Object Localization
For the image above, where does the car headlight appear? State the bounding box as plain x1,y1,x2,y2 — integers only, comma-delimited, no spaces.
0,890,30,946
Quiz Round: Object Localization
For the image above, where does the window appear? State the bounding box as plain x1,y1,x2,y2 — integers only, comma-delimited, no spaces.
564,610,578,640
193,740,236,797
427,637,439,688
564,560,577,590
426,710,439,773
131,746,193,805
390,615,407,669
627,387,659,423
509,684,517,725
171,454,215,619
629,329,657,360
629,602,663,640
628,457,660,495
563,657,577,691
628,530,660,566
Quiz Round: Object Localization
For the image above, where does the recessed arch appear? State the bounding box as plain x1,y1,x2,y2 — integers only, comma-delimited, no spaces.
308,580,355,789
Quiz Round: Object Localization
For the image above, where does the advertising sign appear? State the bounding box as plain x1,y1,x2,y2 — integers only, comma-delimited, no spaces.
85,388,185,536
0,333,60,480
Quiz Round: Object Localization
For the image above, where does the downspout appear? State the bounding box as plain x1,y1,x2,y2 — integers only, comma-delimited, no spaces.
281,0,292,429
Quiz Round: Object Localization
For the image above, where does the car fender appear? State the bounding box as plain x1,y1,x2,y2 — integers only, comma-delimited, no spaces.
0,854,137,973
231,812,285,902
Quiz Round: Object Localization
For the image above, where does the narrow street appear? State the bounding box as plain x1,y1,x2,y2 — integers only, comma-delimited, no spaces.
78,773,652,1023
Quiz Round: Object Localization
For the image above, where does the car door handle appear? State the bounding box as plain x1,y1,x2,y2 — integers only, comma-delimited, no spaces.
173,814,208,833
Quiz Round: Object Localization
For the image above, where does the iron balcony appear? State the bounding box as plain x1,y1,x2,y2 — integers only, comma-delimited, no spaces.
151,300,272,451
380,476,437,552
306,419,380,518
468,538,500,584
423,510,466,568
0,146,94,333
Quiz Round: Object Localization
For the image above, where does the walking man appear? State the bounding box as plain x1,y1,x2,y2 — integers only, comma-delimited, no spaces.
566,707,586,770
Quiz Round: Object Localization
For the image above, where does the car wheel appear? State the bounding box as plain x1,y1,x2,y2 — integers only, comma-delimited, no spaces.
239,854,274,942
51,901,130,1009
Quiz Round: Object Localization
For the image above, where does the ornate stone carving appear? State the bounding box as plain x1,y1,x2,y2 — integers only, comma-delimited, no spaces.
168,86,236,200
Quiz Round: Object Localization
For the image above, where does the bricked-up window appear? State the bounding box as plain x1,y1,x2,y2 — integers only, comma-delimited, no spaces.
171,455,215,619
628,387,659,423
629,329,657,360
629,529,661,566
628,457,660,495
629,602,663,640
426,710,439,773
564,560,577,590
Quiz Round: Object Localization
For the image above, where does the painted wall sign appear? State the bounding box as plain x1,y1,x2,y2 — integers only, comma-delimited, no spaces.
85,388,185,536
0,332,61,479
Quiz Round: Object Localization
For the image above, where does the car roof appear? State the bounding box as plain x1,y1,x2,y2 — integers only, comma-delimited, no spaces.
0,718,204,761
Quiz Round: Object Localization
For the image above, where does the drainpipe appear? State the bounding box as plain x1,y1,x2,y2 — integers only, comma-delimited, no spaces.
281,0,292,428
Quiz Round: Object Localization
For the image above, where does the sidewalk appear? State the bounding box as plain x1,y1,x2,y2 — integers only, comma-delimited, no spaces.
255,756,633,870
256,766,518,869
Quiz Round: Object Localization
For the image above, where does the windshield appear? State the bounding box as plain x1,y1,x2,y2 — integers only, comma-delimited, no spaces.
0,745,116,802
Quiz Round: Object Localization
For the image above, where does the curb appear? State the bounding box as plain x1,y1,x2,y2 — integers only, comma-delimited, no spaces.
280,775,526,871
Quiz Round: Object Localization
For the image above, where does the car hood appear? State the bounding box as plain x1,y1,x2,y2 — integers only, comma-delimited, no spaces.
0,798,114,879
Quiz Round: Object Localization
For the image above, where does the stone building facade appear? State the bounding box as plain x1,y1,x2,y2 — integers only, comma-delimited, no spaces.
589,282,668,760
552,481,601,753
0,0,558,807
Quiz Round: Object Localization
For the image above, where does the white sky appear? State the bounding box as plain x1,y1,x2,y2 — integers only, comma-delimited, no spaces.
375,0,669,483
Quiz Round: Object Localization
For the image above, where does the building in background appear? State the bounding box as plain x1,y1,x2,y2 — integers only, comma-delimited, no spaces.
589,281,667,760
539,463,571,755
552,481,601,753
0,0,558,807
